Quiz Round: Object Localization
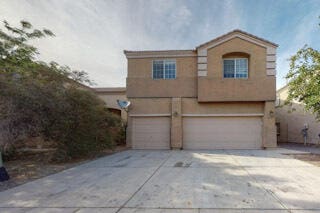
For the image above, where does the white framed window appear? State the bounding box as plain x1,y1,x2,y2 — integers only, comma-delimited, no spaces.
223,58,248,78
152,60,176,79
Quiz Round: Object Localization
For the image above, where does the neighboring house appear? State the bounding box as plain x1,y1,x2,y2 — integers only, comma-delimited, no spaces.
276,85,320,144
65,80,128,120
94,87,127,121
124,29,278,150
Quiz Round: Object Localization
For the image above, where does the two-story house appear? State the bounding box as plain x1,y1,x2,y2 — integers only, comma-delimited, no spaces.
124,30,278,150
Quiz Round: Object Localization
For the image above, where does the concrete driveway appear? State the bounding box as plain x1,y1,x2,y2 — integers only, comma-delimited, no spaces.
0,149,320,213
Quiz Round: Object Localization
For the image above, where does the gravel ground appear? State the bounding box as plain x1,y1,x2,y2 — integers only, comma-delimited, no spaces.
0,145,127,192
279,142,320,167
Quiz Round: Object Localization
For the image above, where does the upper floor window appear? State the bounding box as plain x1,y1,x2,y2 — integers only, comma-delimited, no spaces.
223,58,248,78
153,60,176,79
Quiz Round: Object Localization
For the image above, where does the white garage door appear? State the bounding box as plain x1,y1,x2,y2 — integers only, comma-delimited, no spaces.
183,117,262,149
132,117,170,149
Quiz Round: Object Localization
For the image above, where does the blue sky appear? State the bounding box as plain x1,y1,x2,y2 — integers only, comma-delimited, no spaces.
0,0,319,88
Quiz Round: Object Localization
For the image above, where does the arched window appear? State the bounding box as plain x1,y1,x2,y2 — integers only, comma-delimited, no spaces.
223,52,249,79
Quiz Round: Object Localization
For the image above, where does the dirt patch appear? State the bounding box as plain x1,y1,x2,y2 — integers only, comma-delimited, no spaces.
286,153,320,167
0,145,127,192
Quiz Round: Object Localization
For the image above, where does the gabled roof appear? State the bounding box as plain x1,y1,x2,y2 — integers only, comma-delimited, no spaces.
124,29,278,58
197,29,278,49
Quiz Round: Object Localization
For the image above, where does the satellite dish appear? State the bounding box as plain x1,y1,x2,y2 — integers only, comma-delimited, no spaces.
117,100,131,112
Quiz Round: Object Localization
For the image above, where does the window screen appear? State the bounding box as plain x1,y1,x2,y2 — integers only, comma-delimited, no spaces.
223,58,248,78
152,60,164,79
153,60,176,79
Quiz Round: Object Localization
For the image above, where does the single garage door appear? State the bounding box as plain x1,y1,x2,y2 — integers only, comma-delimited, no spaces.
132,117,170,149
183,117,262,149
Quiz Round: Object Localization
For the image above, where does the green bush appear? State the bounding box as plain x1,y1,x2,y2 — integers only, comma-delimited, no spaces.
0,20,124,162
0,75,124,162
50,88,123,161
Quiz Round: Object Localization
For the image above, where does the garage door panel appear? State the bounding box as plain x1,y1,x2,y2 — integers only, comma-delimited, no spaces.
183,117,262,149
132,117,170,149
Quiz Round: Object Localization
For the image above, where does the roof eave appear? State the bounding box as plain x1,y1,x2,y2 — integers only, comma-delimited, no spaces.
196,29,278,49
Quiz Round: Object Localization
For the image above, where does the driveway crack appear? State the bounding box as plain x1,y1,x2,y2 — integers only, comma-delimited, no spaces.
115,151,173,213
228,152,291,212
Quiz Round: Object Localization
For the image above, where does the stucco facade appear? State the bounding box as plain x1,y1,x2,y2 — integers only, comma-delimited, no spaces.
125,30,278,149
126,56,197,98
198,37,276,102
94,87,127,121
276,85,320,144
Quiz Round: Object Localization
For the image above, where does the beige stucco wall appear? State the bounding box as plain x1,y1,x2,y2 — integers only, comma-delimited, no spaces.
207,38,266,78
263,101,277,147
128,98,171,114
198,37,276,102
127,57,197,78
95,91,128,121
182,98,264,114
126,38,275,101
198,77,275,102
127,98,277,148
126,57,197,98
276,86,320,144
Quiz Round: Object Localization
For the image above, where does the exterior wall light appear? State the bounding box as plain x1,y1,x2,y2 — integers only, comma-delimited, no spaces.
269,110,274,118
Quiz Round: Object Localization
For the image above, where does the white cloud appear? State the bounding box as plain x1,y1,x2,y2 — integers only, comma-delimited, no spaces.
0,0,318,89
198,0,245,45
0,0,197,86
168,5,192,31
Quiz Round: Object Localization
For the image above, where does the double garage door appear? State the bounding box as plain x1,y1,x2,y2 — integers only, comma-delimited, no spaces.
132,116,262,149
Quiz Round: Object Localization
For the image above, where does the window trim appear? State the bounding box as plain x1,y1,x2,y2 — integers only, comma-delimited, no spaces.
223,57,248,79
152,59,177,80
